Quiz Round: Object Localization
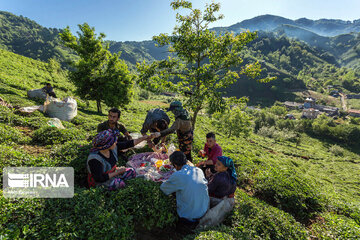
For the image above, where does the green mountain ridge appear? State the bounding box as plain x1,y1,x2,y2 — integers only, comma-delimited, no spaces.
0,10,359,105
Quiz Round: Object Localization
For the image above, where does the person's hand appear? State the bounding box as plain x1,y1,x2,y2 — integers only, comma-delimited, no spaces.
150,132,161,139
205,168,212,178
199,150,206,157
116,166,126,175
148,141,155,149
196,161,203,167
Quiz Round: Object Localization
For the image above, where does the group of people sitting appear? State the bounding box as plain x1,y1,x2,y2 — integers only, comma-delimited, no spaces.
86,101,237,230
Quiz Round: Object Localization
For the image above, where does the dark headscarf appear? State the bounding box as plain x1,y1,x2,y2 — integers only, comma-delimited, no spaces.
90,129,118,153
217,156,237,183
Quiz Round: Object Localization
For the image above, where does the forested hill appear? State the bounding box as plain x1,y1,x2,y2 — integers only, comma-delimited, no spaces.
0,11,359,105
212,14,360,37
0,11,78,64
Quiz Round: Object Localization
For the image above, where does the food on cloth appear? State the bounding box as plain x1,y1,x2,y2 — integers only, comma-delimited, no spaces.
155,160,164,168
160,164,172,172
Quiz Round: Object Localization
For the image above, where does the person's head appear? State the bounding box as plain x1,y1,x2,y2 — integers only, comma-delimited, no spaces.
46,83,51,88
206,132,216,148
108,108,121,124
214,159,228,173
169,151,187,170
216,156,237,183
155,119,168,131
167,101,183,112
90,129,119,153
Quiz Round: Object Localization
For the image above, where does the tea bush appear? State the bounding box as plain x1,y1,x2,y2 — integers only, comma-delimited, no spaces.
111,178,177,230
0,188,134,239
0,179,177,239
0,123,30,144
32,126,88,145
311,212,360,239
50,140,91,186
253,168,325,222
227,190,309,239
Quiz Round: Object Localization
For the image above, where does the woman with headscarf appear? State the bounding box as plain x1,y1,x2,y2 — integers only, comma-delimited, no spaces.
205,156,237,200
197,156,237,228
86,129,152,190
154,101,194,162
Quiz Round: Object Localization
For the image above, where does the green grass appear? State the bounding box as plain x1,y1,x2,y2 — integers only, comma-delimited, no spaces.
0,48,359,239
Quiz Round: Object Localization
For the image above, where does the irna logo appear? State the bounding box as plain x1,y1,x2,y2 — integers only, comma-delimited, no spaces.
8,173,69,188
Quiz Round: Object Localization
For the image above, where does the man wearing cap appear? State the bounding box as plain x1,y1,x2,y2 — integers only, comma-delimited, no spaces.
153,101,194,162
160,151,209,232
140,108,170,150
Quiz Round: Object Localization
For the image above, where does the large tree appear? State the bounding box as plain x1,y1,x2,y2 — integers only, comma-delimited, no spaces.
137,0,274,128
60,23,133,112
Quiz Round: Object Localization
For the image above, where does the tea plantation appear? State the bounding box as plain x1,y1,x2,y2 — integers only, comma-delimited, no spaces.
1,49,360,239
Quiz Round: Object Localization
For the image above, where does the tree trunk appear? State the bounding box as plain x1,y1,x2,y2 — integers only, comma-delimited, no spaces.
96,100,102,113
191,105,202,130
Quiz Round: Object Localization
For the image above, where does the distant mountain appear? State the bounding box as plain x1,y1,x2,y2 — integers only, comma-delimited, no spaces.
0,11,77,65
0,11,359,105
213,14,360,37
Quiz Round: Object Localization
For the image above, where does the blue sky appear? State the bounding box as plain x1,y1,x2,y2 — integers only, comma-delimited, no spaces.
1,0,359,41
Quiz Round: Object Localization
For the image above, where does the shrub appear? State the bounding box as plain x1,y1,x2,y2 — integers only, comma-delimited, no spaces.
32,126,87,145
0,188,134,239
329,144,345,156
311,213,360,239
0,180,177,239
50,140,91,186
111,178,177,230
254,168,325,222
227,190,309,239
0,123,30,144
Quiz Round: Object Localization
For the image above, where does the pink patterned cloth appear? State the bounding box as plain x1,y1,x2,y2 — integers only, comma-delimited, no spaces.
127,152,175,182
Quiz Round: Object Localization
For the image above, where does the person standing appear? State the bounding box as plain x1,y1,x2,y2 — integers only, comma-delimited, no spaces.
154,101,194,162
141,108,170,150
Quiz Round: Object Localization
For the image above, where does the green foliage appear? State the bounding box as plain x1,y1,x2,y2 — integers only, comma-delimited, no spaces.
254,168,325,222
137,0,274,128
32,126,87,145
0,188,134,239
329,144,345,156
51,140,91,186
213,104,252,138
0,179,177,239
0,11,78,65
311,213,360,239
111,178,177,230
228,190,308,239
0,123,30,144
60,23,133,112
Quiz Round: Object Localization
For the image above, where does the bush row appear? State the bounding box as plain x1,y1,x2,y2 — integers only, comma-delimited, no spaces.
0,179,177,239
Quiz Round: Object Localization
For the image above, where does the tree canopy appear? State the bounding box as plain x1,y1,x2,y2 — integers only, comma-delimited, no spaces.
60,23,133,112
137,0,274,128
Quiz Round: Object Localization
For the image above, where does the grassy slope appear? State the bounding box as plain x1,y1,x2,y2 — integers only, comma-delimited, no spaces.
0,49,359,239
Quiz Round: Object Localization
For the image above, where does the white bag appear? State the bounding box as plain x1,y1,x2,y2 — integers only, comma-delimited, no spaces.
197,197,235,229
47,118,65,129
27,89,47,100
44,97,77,121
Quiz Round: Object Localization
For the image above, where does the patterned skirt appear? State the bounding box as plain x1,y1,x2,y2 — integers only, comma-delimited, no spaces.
177,130,194,155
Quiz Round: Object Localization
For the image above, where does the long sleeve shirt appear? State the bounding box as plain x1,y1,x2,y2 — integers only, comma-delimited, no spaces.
140,108,170,134
207,171,236,199
160,165,209,220
204,143,222,165
160,117,192,137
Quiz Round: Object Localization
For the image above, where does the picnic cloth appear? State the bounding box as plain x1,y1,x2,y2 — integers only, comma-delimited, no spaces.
126,152,175,182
